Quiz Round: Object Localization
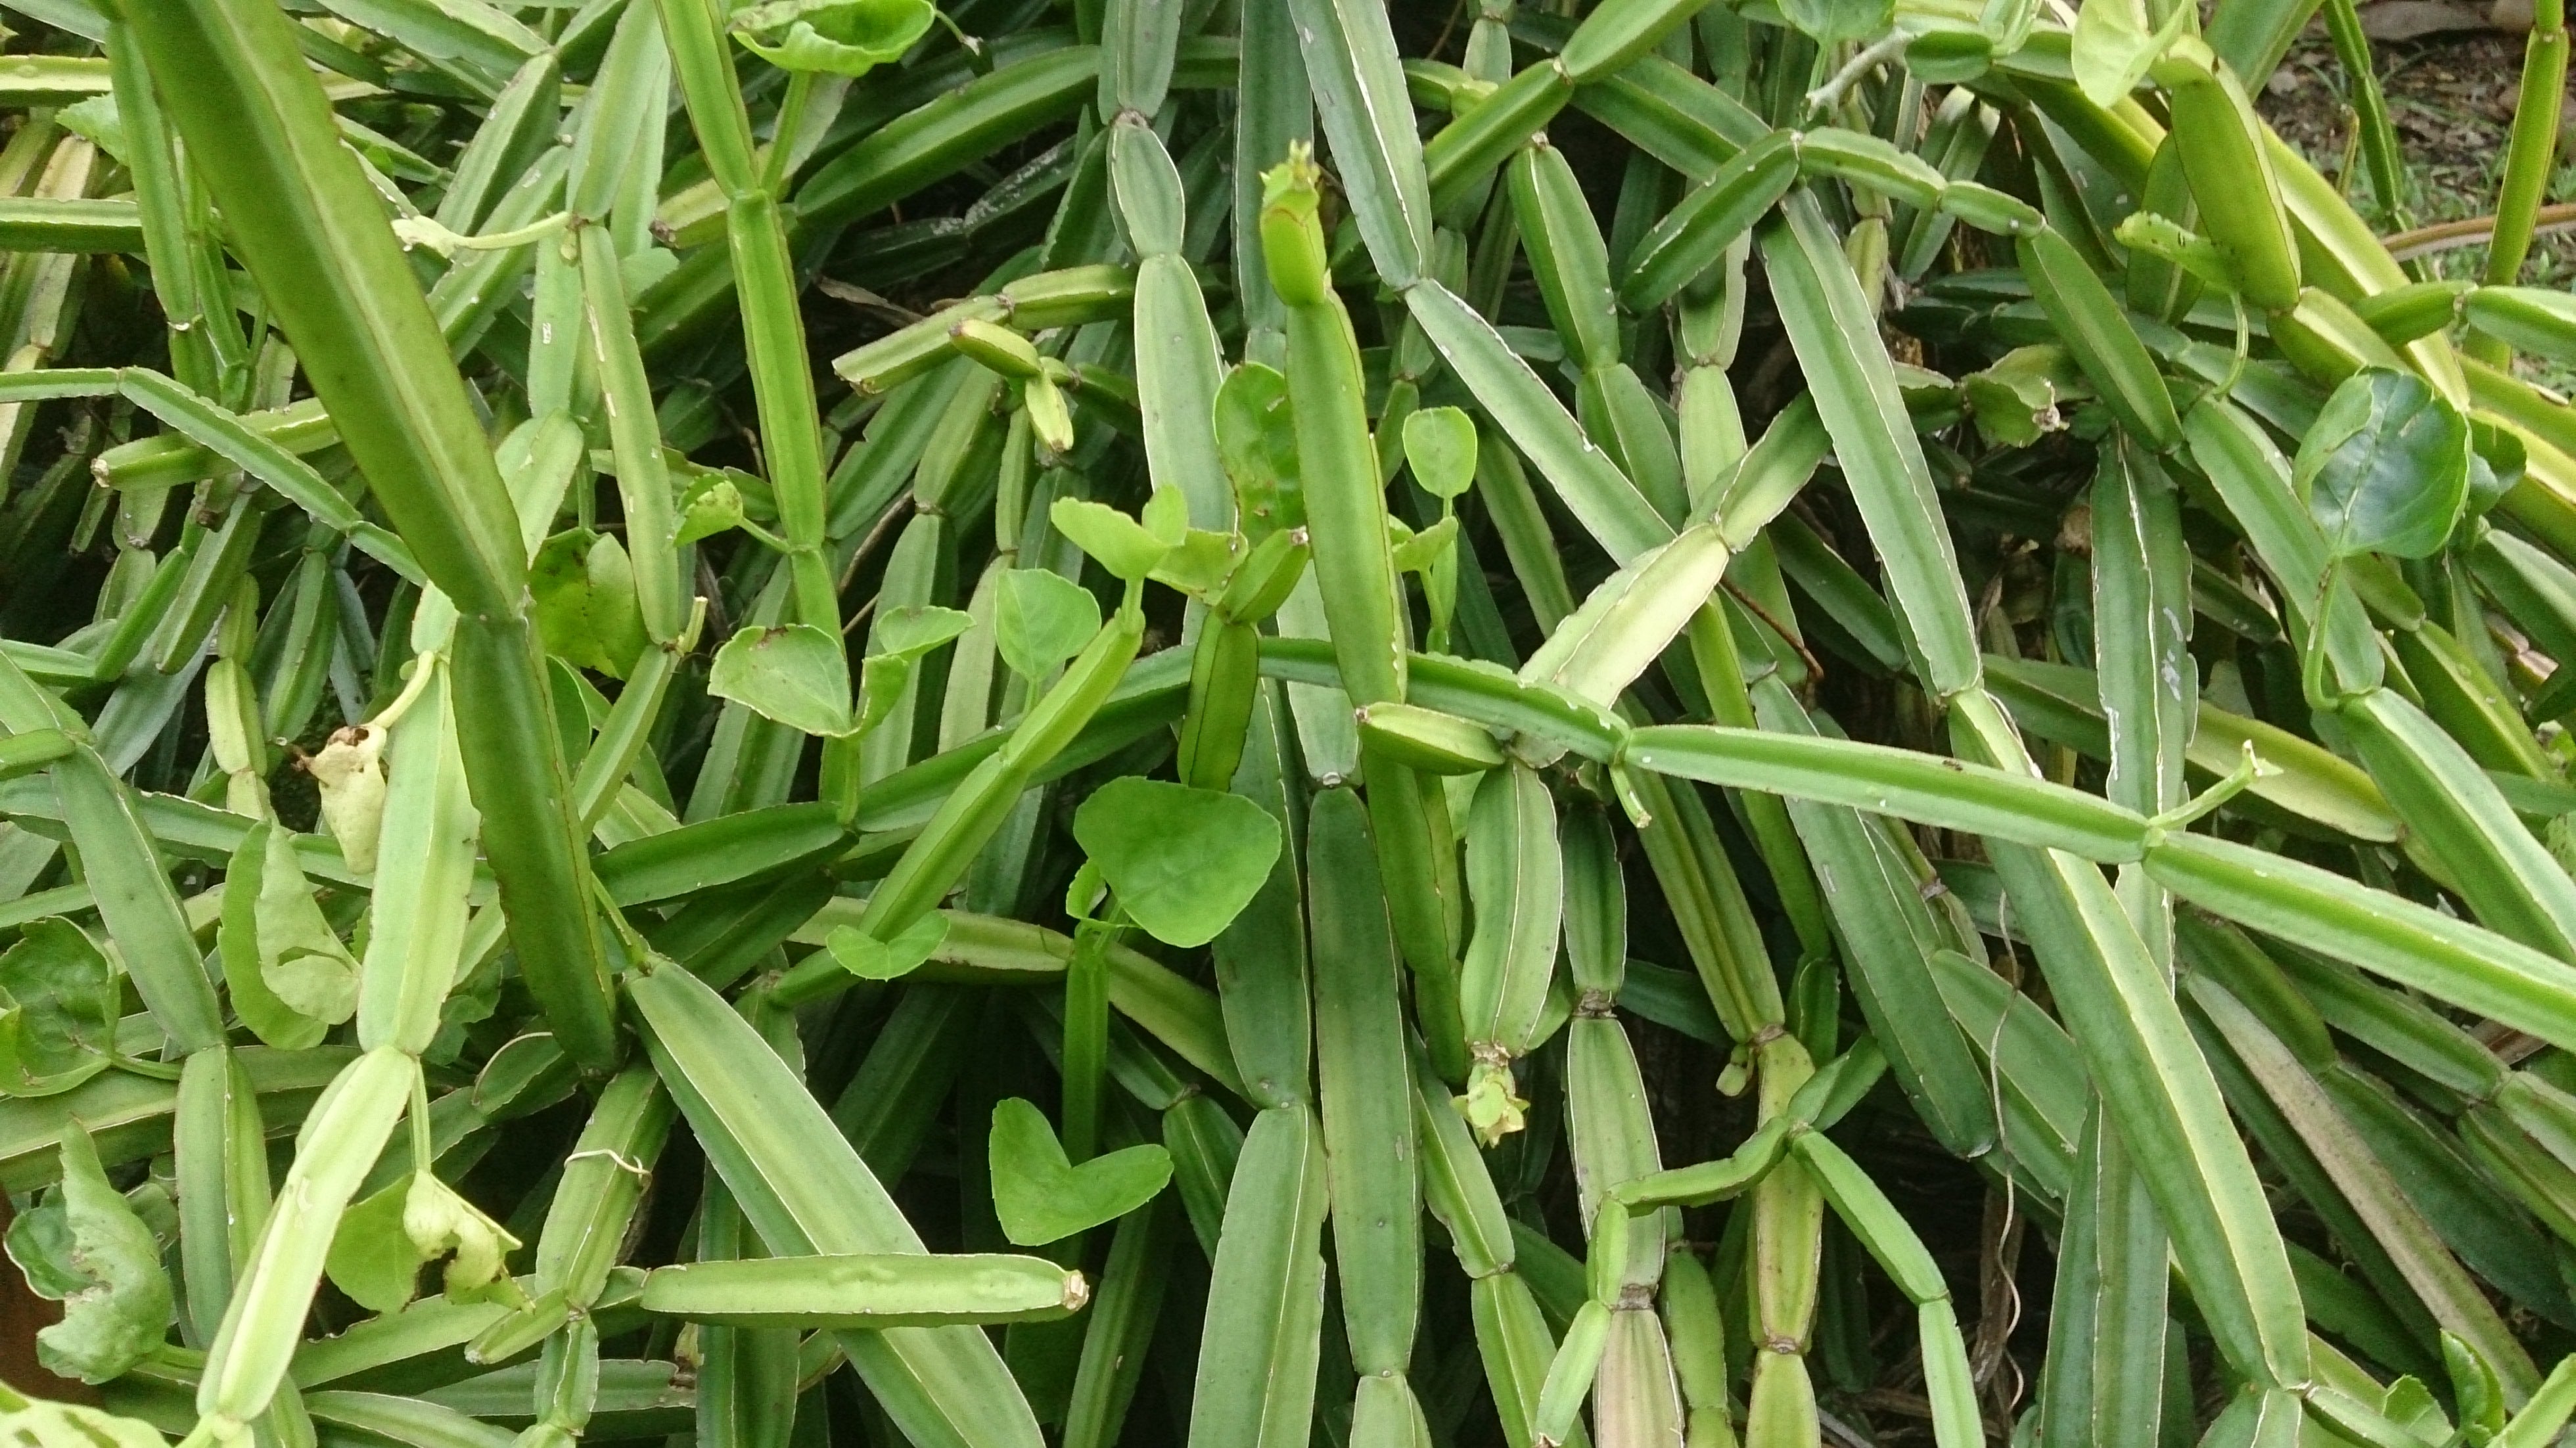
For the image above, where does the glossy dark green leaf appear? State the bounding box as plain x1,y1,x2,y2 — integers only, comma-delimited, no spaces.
0,920,116,1096
2295,369,2472,560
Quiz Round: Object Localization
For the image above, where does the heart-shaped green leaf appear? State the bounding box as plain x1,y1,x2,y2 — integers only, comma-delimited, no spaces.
221,824,317,1050
530,528,649,679
246,823,358,1032
988,1097,1172,1246
857,653,915,736
995,570,1099,683
2295,368,2471,560
56,97,124,166
871,604,975,660
1390,514,1460,575
2070,0,2189,106
1962,344,2090,449
327,1179,426,1315
825,913,950,980
850,606,973,736
327,1171,523,1315
709,623,856,736
0,918,115,1096
1212,362,1302,533
733,0,935,75
674,476,745,549
1148,530,1241,598
621,245,680,298
1049,498,1170,581
2468,417,2527,522
1141,486,1188,547
5,1126,172,1383
1402,406,1479,499
2380,1377,2448,1441
1063,859,1107,920
1072,777,1283,947
1779,0,1895,45
1904,29,1992,83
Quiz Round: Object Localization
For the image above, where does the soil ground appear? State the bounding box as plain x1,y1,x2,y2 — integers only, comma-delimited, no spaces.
2255,22,2576,386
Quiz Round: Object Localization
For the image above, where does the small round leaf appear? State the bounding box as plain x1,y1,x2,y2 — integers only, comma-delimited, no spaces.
1402,406,1479,499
